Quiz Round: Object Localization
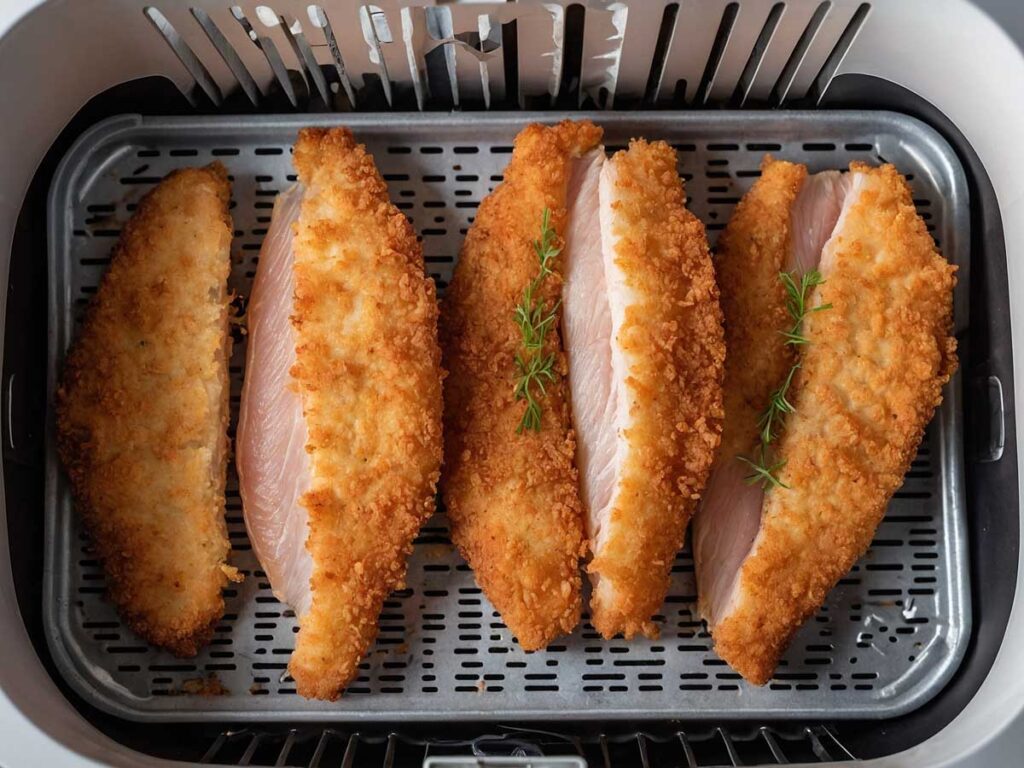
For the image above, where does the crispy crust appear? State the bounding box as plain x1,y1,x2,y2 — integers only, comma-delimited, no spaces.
56,164,235,657
714,157,807,462
589,140,725,638
713,163,957,684
286,128,444,700
440,121,601,650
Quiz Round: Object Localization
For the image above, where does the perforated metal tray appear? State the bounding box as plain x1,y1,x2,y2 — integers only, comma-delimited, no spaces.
44,111,970,722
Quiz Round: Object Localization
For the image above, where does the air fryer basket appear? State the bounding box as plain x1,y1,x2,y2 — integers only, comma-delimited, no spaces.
3,1,1019,766
44,111,971,726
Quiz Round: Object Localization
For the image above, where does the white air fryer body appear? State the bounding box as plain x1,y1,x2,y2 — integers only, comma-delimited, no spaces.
0,1,1022,766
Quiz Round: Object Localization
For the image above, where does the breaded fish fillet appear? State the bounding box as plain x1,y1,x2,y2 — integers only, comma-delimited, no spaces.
238,128,443,700
441,121,600,650
57,164,236,656
693,158,957,684
563,140,724,639
713,159,807,465
693,159,808,634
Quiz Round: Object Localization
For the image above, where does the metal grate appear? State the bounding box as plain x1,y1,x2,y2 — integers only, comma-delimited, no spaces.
141,1,873,111
194,725,857,766
44,111,969,722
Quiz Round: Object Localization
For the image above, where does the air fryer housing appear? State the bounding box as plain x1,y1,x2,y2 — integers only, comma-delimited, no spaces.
1,1,1022,766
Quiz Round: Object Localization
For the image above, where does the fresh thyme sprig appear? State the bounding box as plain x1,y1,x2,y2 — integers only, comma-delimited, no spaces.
757,363,799,446
737,450,790,490
514,208,561,434
779,270,833,345
738,269,831,489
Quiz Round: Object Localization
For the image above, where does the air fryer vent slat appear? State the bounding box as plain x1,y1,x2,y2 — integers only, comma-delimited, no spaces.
44,111,969,722
142,1,874,110
195,725,857,766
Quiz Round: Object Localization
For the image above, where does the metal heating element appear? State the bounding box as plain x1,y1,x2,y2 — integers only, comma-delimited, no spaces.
44,111,969,724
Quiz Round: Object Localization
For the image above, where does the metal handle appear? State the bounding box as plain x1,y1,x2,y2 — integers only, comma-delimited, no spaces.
2,370,44,468
972,374,1005,463
423,759,587,768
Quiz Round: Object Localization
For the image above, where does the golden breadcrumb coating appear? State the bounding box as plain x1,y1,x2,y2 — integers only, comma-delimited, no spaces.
286,128,444,700
714,157,807,462
56,164,236,657
713,162,957,684
441,120,601,650
589,140,725,639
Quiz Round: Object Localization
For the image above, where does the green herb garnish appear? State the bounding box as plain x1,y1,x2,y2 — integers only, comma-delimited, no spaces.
737,451,791,490
779,270,833,346
514,208,561,434
739,269,831,489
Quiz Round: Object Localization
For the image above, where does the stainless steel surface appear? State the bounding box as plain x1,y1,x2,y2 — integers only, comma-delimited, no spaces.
44,111,970,722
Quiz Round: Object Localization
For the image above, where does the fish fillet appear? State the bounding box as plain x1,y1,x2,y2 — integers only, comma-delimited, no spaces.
441,120,600,650
564,140,725,638
56,164,236,657
693,157,957,684
238,128,444,700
